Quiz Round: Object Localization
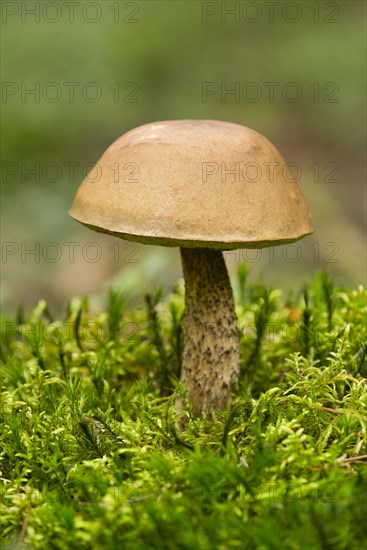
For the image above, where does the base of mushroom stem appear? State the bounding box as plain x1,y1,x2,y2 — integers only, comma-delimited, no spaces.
178,247,240,416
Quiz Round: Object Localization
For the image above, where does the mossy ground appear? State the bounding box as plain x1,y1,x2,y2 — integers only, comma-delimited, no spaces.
1,270,366,549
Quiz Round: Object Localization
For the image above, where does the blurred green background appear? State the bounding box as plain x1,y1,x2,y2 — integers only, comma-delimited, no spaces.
1,0,366,316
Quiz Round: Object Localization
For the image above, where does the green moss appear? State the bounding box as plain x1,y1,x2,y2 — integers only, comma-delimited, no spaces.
0,271,366,549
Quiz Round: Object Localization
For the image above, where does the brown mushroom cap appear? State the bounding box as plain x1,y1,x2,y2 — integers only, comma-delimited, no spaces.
69,120,313,250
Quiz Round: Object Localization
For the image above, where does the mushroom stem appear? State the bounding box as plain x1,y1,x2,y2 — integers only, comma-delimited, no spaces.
179,247,240,415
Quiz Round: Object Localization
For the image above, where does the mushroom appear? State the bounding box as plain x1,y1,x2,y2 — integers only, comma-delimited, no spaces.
69,120,313,415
